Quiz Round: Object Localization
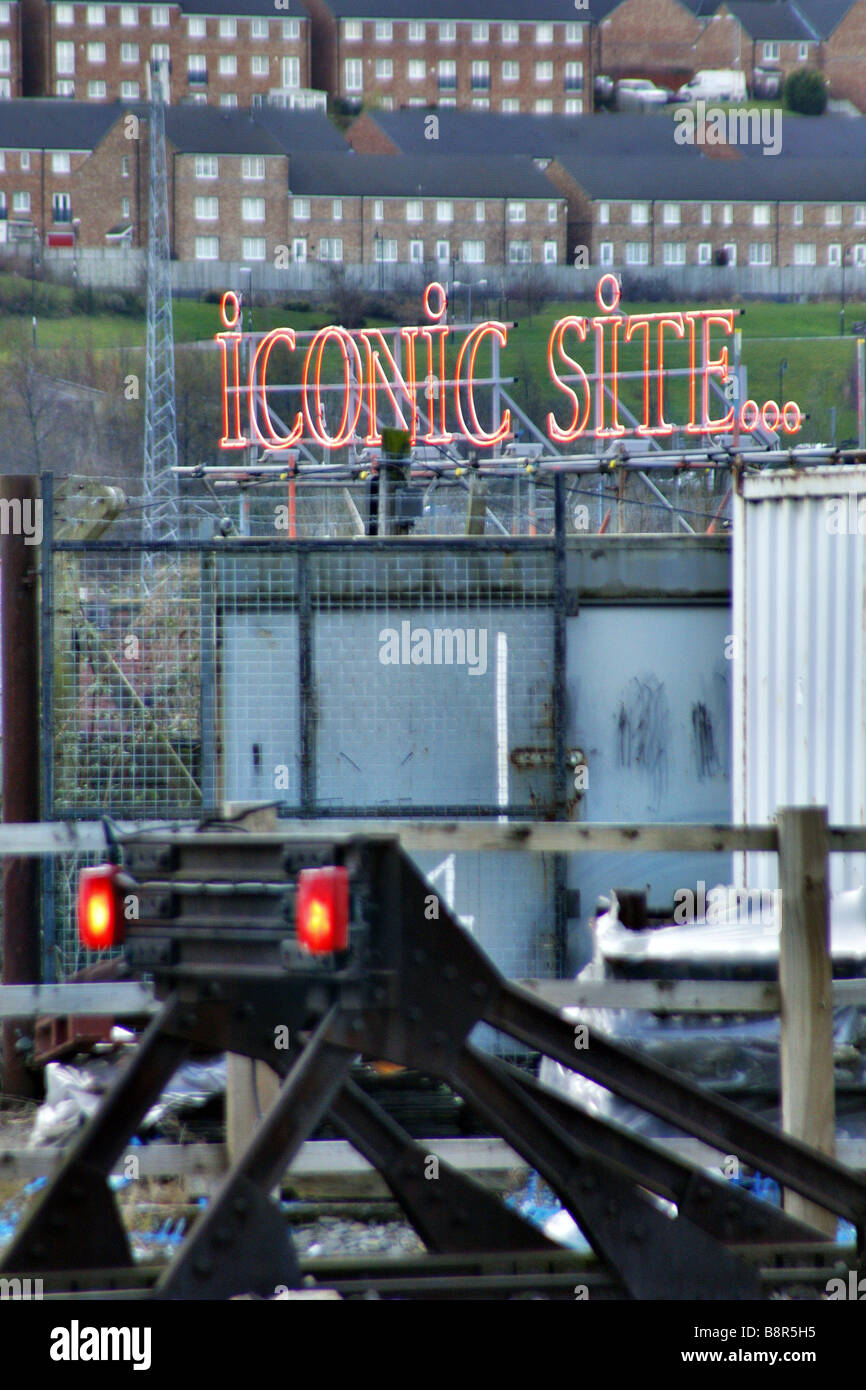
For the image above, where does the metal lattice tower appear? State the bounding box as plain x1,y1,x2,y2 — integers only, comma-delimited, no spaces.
142,61,179,567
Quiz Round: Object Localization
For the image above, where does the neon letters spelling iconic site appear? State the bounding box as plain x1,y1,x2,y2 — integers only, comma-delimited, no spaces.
215,275,802,452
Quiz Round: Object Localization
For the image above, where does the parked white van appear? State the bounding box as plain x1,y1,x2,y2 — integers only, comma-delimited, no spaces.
676,70,747,103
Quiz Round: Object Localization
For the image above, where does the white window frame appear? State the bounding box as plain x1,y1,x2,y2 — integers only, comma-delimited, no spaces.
87,79,106,98
535,62,553,83
121,42,138,64
409,239,424,263
282,18,300,40
793,243,816,266
251,56,269,78
251,19,268,40
318,238,343,263
598,203,610,225
86,41,105,63
120,6,138,26
753,204,771,227
291,197,309,221
120,80,139,98
408,59,425,82
344,19,362,42
502,22,519,43
439,22,455,42
472,22,489,42
55,4,74,24
662,203,680,226
630,203,649,226
825,204,842,226
406,199,423,223
509,241,532,264
436,200,453,223
242,156,265,181
219,17,236,39
195,236,219,261
543,241,558,264
218,55,237,77
151,6,169,27
344,59,363,93
409,21,425,42
333,199,342,221
375,59,393,81
86,4,105,25
565,23,585,43
373,198,384,222
374,237,397,262
828,243,841,266
241,197,265,222
763,41,779,61
625,242,649,265
187,16,206,38
508,201,526,224
701,203,712,225
462,239,485,263
475,200,485,222
242,237,267,261
52,151,71,174
56,42,75,76
698,242,712,264
663,242,686,265
194,196,219,221
599,241,614,266
375,20,392,41
502,61,519,82
194,156,218,179
536,22,554,43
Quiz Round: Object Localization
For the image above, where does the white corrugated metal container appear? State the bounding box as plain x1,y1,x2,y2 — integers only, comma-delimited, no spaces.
733,467,866,892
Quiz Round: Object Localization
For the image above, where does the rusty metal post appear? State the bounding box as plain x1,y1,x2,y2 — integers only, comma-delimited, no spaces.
1,476,42,1097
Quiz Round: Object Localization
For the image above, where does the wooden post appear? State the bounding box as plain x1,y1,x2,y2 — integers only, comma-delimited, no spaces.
222,803,281,1165
777,806,836,1235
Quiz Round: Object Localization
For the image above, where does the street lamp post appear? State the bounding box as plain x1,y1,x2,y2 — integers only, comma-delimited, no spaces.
779,357,788,404
30,230,39,349
72,217,80,286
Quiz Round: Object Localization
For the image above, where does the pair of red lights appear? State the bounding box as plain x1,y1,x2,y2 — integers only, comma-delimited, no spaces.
76,863,350,956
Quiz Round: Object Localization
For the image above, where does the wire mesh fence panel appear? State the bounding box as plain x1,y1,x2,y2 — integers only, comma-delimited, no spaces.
46,532,561,980
50,549,203,821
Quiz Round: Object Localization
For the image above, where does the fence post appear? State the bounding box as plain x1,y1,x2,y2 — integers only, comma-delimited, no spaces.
777,805,836,1235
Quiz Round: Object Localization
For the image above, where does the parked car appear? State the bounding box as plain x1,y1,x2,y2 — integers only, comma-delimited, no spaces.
675,69,747,103
616,78,672,110
752,66,783,99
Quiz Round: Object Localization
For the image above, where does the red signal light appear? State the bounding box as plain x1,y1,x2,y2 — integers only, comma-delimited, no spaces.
296,867,349,955
77,865,124,951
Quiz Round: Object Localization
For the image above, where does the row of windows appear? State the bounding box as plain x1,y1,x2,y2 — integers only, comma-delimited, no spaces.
598,241,866,267
195,195,266,220
361,58,583,85
343,20,585,44
345,58,581,89
193,234,559,263
192,188,560,225
193,154,267,179
54,5,301,39
600,202,866,227
375,95,584,113
0,150,71,171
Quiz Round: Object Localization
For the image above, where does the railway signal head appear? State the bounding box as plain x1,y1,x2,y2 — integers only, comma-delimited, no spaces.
296,866,349,955
77,864,125,951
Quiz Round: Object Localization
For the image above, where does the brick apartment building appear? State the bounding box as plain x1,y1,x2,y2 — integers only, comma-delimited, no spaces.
347,107,866,270
0,100,346,250
550,126,866,269
802,0,866,111
301,0,593,115
0,1,23,97
283,152,567,270
21,0,310,105
0,100,566,266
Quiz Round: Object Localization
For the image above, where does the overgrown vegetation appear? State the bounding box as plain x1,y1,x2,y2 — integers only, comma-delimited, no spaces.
783,67,828,116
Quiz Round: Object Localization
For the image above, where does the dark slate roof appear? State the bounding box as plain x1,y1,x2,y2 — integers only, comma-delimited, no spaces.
0,99,119,151
724,0,815,40
355,107,866,162
314,0,607,19
791,0,855,38
161,106,348,155
559,151,866,200
288,152,561,197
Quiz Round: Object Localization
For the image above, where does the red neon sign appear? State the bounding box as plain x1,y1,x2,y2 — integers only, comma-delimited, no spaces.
215,279,802,451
